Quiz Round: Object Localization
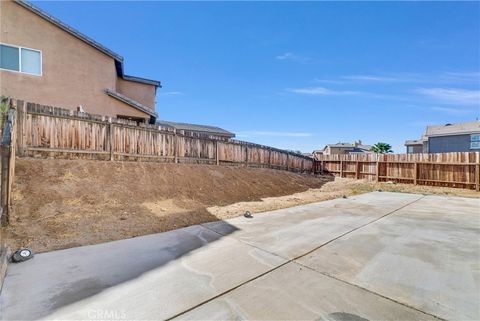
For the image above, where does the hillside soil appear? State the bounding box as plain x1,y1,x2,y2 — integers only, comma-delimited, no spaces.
209,177,479,219
5,159,332,252
5,159,478,253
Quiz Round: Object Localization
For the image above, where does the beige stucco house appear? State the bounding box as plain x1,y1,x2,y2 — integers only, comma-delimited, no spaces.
0,0,160,123
313,141,372,157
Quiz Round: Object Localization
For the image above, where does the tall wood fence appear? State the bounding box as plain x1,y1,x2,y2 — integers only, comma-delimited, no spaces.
314,153,480,191
14,100,314,172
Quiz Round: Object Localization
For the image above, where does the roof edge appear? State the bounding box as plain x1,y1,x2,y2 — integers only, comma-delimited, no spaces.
122,75,161,87
105,89,158,117
426,131,480,137
15,0,124,63
404,140,424,146
156,120,235,137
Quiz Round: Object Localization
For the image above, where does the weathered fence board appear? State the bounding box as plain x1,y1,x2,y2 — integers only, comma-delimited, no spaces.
15,100,314,172
14,99,479,190
315,152,480,190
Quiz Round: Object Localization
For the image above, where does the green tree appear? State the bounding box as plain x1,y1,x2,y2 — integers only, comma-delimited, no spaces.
371,142,393,154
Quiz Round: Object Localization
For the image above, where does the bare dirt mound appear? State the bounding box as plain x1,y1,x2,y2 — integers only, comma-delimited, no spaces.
6,158,332,252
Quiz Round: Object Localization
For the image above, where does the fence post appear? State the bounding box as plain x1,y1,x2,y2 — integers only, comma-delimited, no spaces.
475,152,480,192
0,106,16,226
414,162,418,185
16,100,27,157
109,122,114,161
0,148,9,226
375,159,380,182
174,129,179,164
355,161,360,179
286,153,290,171
340,160,343,178
268,149,272,170
245,146,249,167
215,140,220,166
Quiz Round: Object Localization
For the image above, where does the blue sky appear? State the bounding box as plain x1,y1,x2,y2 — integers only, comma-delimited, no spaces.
34,1,480,153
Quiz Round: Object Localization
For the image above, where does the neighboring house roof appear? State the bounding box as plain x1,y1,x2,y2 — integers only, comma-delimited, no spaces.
405,139,424,146
356,146,372,152
15,0,161,87
327,143,355,148
105,89,158,117
157,120,235,138
324,143,372,151
424,121,480,137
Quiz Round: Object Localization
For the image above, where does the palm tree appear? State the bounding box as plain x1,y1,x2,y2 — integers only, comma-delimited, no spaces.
371,142,393,154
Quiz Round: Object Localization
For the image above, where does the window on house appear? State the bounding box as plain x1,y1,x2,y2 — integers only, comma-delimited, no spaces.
0,43,41,76
0,44,19,71
471,134,480,149
21,48,41,75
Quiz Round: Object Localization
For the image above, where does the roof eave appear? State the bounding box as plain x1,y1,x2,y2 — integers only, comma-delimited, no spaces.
426,131,480,138
122,75,161,87
15,0,124,64
105,89,158,118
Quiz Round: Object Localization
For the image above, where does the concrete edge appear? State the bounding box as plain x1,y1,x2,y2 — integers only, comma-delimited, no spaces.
0,243,10,294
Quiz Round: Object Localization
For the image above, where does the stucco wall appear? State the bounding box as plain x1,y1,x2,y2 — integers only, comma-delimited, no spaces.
428,134,475,153
0,1,148,119
117,78,156,109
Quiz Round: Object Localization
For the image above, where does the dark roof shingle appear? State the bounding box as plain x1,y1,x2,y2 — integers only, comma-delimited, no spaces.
156,120,235,137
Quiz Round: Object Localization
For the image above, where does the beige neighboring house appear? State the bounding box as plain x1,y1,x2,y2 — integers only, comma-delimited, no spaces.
0,0,160,123
313,140,372,158
405,121,480,154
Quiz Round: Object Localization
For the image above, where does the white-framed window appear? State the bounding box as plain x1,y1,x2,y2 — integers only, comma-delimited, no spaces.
0,43,42,76
471,134,480,150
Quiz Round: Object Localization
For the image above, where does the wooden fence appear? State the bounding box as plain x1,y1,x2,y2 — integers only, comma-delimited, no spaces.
14,100,314,172
3,98,478,228
314,153,480,191
0,100,16,225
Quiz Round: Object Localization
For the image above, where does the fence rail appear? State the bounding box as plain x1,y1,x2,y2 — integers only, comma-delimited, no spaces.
314,153,480,190
15,100,314,172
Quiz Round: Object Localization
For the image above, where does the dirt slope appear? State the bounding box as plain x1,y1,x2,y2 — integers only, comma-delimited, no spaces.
6,159,332,252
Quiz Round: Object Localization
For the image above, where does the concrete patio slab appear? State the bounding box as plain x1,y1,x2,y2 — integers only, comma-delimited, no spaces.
174,262,438,321
1,225,286,320
203,192,423,259
1,192,478,321
297,195,480,321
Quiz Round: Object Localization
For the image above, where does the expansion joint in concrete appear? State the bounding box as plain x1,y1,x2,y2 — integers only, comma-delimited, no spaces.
169,196,426,320
292,261,447,321
292,195,426,261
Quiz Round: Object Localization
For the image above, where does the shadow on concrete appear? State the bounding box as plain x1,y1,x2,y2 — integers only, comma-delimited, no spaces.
1,213,239,321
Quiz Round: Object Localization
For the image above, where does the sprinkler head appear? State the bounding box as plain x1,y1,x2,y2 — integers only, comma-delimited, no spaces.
12,248,34,263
